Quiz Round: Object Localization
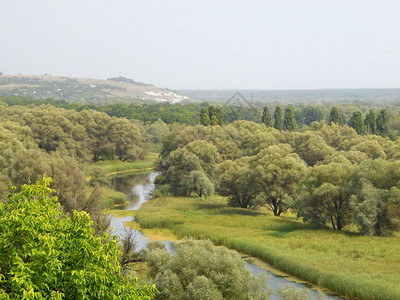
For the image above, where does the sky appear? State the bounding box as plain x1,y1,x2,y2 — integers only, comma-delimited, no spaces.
1,0,400,90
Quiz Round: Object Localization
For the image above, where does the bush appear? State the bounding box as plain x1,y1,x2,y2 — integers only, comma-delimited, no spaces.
144,238,271,300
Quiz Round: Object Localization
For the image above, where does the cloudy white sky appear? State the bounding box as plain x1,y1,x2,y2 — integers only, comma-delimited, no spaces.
1,0,400,89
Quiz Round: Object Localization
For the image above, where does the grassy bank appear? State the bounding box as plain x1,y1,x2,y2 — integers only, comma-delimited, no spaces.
136,196,400,300
85,152,158,175
86,186,126,209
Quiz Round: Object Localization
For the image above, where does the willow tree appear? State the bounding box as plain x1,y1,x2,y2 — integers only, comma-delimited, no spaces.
299,161,356,230
252,144,307,216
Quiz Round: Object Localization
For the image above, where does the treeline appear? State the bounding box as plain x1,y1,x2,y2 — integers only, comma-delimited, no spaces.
157,121,400,236
0,102,148,222
2,96,400,138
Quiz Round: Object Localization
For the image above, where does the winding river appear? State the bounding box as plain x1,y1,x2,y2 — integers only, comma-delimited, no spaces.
109,172,342,300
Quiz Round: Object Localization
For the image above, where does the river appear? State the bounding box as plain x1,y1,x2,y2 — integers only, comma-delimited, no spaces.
109,172,342,300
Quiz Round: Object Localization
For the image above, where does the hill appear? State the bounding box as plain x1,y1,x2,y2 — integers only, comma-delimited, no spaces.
0,75,189,104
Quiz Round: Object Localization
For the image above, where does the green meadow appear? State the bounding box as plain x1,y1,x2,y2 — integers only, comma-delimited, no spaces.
136,196,400,300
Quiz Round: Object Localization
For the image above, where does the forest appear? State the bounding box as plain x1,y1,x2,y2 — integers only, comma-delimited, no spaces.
1,97,400,299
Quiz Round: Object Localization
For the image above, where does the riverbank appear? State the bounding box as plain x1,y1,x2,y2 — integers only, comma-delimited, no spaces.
136,196,400,300
85,152,158,175
85,153,158,208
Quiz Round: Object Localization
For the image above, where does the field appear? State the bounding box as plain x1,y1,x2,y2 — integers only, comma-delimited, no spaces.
136,196,400,300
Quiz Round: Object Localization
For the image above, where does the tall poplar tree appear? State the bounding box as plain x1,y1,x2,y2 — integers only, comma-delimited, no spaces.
283,106,296,131
329,107,342,125
274,106,283,130
364,109,376,135
261,106,272,127
376,109,389,136
350,111,365,135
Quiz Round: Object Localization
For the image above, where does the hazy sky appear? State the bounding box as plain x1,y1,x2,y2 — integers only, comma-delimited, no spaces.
1,0,400,89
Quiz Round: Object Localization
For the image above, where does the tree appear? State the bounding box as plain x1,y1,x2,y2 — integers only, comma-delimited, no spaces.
283,106,296,131
252,144,307,216
349,111,365,135
108,117,145,161
352,159,400,236
164,148,203,196
299,161,356,230
208,106,223,126
145,239,270,300
274,106,283,130
351,140,386,159
329,107,342,125
290,132,334,166
261,106,272,127
6,149,88,214
217,158,256,208
189,170,214,197
376,109,389,136
0,178,156,299
199,108,211,126
302,105,325,126
364,109,376,135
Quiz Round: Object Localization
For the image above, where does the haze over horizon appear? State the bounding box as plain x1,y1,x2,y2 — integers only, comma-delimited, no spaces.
1,0,400,90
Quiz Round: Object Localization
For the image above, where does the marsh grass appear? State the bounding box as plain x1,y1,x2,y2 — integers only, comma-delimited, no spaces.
136,196,400,300
87,186,126,209
85,152,158,175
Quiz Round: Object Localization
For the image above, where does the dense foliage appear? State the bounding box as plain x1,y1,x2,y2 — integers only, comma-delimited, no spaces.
144,239,270,300
0,178,156,299
3,96,400,139
158,120,400,235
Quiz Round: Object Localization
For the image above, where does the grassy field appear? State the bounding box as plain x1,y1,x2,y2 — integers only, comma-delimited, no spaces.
85,152,158,175
136,196,400,300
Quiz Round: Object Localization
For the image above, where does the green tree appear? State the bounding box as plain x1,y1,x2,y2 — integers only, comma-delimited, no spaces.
199,108,211,126
290,132,334,166
329,107,342,125
302,105,325,126
252,144,307,216
217,158,256,208
261,106,272,127
108,117,145,161
208,106,223,126
349,111,365,135
299,161,356,230
364,109,376,135
352,159,400,235
189,170,214,198
0,177,156,299
274,106,283,130
283,106,297,131
376,109,389,136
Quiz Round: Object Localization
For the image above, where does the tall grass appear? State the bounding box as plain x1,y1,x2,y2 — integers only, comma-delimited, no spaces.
85,152,158,175
86,186,126,209
136,196,400,300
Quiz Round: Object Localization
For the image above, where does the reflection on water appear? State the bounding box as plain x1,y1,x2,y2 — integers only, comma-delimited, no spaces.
109,172,160,251
109,172,342,300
